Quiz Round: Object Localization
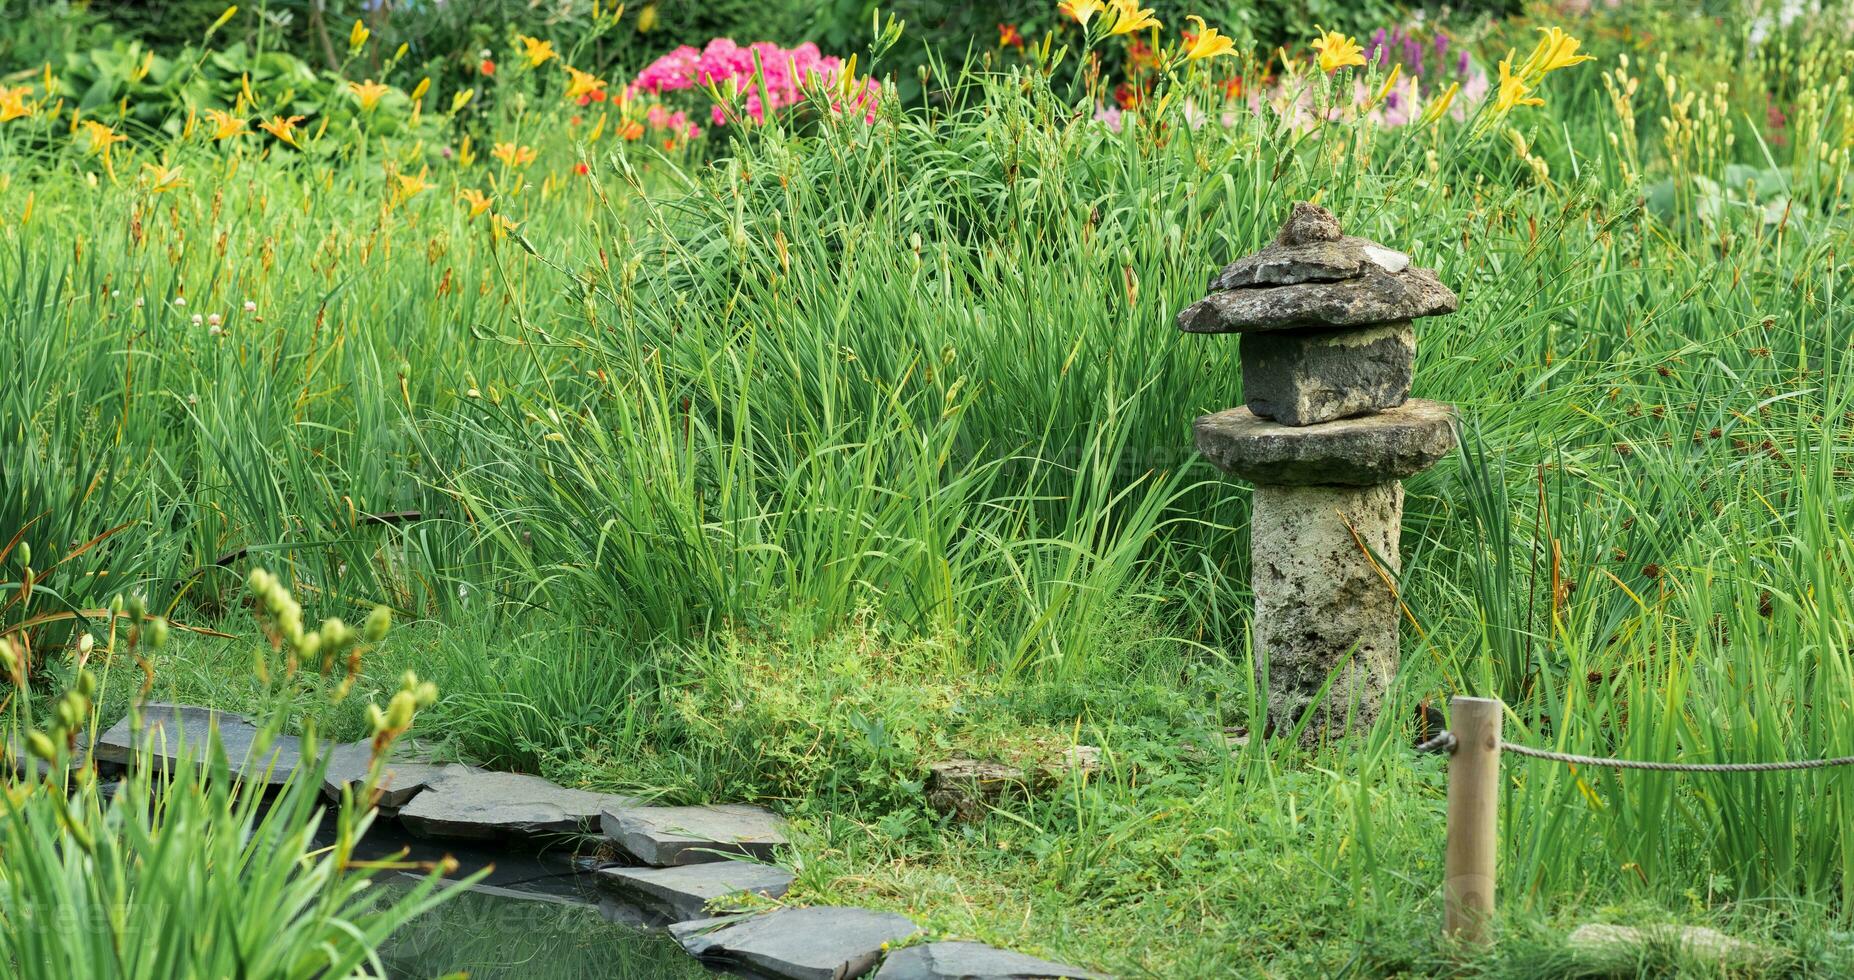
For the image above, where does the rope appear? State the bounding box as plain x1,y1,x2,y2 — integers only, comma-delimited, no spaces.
1498,740,1854,773
1413,729,1854,772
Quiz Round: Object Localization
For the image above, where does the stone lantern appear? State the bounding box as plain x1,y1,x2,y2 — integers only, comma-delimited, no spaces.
1177,202,1458,740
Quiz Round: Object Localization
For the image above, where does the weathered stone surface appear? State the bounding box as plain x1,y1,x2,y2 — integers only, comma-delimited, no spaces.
1241,322,1415,426
1178,263,1457,334
925,759,1031,823
1193,399,1456,486
1252,482,1403,740
1567,924,1771,968
873,941,1105,979
321,740,453,808
398,765,636,841
94,703,305,787
671,906,920,980
597,861,794,921
601,803,788,866
1276,201,1341,245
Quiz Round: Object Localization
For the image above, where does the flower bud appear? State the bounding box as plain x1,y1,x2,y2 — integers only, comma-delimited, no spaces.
145,617,169,648
14,542,28,568
363,604,391,642
26,731,57,763
318,617,352,653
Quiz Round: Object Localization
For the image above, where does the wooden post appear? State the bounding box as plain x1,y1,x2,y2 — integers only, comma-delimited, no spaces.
1444,696,1501,946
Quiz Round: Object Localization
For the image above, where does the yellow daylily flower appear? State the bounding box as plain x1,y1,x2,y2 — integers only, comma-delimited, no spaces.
410,77,431,101
491,142,537,168
458,187,493,218
1183,16,1235,61
259,114,306,147
450,89,475,114
78,119,127,156
1058,0,1106,28
563,66,608,102
204,108,246,140
636,4,658,32
516,35,557,68
0,85,33,123
1494,52,1544,113
1520,27,1595,79
395,167,432,202
1311,26,1365,73
142,162,186,194
348,19,370,51
348,79,391,113
1105,0,1159,35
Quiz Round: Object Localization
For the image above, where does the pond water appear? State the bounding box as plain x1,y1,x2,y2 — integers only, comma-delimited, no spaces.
330,817,712,979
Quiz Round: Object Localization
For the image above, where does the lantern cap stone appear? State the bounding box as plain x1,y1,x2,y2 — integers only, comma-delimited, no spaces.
1178,203,1458,333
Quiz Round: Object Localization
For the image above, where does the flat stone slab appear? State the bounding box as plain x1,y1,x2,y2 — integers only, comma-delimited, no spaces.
398,765,637,841
873,941,1105,979
93,702,308,788
1567,924,1772,968
597,861,794,921
601,803,788,866
321,741,453,809
671,906,920,980
1177,262,1457,334
1193,399,1456,485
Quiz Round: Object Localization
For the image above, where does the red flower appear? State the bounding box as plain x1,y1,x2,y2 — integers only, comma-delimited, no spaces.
480,59,496,76
575,162,589,175
998,23,1024,49
590,89,607,102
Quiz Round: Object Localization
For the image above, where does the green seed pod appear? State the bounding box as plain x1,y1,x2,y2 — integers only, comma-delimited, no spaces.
26,731,57,763
15,542,29,568
363,605,392,643
146,617,169,648
318,617,351,653
110,594,126,615
247,568,272,595
76,669,97,698
127,593,148,623
385,691,415,731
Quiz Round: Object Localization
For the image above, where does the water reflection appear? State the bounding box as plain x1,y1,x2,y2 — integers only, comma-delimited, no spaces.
374,885,708,979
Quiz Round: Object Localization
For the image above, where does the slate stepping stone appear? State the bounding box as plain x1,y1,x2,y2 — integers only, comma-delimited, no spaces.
93,702,306,788
597,861,794,921
601,803,788,866
320,741,453,809
671,906,919,980
874,941,1106,979
1193,399,1457,486
398,765,637,841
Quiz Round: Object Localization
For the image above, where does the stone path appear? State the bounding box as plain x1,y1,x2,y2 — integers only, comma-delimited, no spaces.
602,802,788,865
873,941,1103,979
398,765,635,840
671,906,919,980
597,861,794,920
91,702,1112,979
